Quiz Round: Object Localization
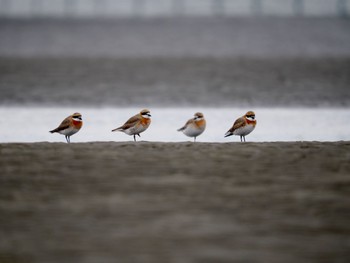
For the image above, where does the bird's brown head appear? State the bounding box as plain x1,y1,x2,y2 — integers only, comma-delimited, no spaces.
194,112,204,120
72,113,82,121
245,111,255,121
140,109,151,118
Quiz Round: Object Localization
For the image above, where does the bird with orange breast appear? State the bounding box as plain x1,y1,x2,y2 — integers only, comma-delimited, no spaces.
177,112,206,142
50,112,83,143
112,109,151,141
225,111,256,142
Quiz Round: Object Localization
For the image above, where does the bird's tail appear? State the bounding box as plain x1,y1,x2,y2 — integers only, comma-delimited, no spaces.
177,126,185,132
49,129,57,133
224,131,232,138
111,127,122,132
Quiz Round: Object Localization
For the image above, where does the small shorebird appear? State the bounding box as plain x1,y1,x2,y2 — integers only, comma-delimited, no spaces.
225,111,257,142
50,112,83,143
177,112,206,142
112,109,151,141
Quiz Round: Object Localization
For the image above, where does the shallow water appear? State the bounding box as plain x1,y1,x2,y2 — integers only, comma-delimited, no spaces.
1,107,349,143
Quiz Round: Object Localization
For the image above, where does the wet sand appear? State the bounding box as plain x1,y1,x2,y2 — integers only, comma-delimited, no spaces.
0,141,349,263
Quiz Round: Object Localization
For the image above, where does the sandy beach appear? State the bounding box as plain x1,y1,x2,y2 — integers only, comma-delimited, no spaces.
1,141,349,263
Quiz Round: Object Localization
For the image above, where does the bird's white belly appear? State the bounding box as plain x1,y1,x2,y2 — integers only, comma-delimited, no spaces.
58,127,79,136
233,124,255,136
124,124,148,135
182,124,205,137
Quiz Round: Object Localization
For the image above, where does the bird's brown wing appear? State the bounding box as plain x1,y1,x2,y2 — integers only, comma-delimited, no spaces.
50,116,71,133
177,118,194,131
228,116,245,133
113,114,140,131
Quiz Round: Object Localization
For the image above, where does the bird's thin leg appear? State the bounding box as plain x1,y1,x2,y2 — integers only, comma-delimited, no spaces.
240,136,242,142
194,137,196,142
137,134,141,137
65,135,69,143
133,134,136,142
243,136,246,142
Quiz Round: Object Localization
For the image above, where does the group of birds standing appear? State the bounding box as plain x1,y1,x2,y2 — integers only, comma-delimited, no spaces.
50,109,257,143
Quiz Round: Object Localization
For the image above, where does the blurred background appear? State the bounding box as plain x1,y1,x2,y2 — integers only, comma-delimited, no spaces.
1,0,349,18
0,0,350,141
